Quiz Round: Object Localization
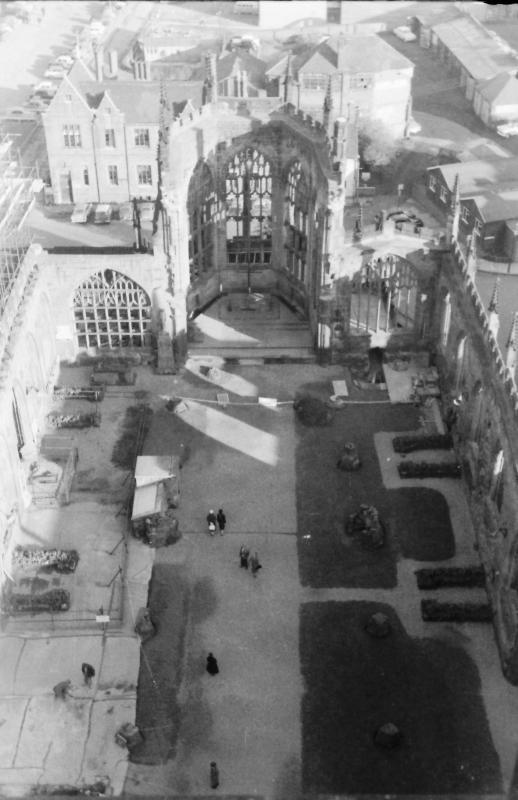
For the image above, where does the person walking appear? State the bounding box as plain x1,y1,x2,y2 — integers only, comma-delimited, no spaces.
81,663,95,687
250,551,262,577
53,679,71,700
207,509,217,536
239,544,250,568
210,761,220,789
216,508,226,535
206,652,219,675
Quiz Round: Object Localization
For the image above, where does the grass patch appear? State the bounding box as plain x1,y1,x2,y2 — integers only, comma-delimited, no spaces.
111,404,153,469
301,601,502,795
388,487,454,560
132,563,189,764
296,389,426,588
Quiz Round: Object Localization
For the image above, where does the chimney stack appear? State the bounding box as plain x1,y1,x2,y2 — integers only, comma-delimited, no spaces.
94,42,104,82
109,49,118,78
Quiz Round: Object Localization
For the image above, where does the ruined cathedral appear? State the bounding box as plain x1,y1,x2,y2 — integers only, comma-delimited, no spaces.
3,56,518,686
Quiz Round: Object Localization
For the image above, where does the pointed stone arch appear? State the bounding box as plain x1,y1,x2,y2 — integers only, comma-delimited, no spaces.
187,160,217,283
224,147,273,271
72,269,151,350
284,160,309,283
349,253,420,336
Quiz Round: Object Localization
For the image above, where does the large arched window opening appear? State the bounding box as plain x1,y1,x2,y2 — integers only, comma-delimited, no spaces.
441,291,452,348
285,161,308,283
187,161,216,283
73,269,151,350
350,255,419,333
225,148,272,268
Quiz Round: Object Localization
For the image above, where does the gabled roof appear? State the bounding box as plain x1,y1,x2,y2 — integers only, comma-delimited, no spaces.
285,34,412,77
478,72,518,106
216,51,267,89
79,80,204,123
67,58,96,87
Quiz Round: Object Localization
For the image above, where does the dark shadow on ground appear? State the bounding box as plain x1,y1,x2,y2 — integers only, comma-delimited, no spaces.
300,601,502,795
295,385,443,588
131,563,189,764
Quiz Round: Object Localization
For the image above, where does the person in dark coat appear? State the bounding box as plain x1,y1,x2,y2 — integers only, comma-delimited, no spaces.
81,662,95,687
207,509,217,536
206,652,219,675
216,508,226,535
239,544,250,568
210,761,219,789
250,551,262,577
53,679,71,700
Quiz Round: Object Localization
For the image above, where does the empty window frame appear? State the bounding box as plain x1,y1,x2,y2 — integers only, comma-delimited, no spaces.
73,269,151,349
187,161,216,283
225,147,272,266
284,160,308,282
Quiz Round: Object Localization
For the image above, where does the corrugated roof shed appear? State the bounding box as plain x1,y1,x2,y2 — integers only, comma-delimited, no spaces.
430,158,518,194
432,16,518,81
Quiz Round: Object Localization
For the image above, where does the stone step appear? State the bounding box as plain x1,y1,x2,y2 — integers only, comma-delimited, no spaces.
188,346,317,363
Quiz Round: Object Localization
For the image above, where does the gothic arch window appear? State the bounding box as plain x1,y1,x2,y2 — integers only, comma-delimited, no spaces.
350,255,418,333
455,333,467,392
187,161,216,283
225,148,272,267
73,269,151,350
285,161,308,283
491,447,505,511
12,390,24,456
441,291,452,347
470,380,484,441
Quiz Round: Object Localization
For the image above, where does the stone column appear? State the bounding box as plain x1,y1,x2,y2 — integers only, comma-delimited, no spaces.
326,183,346,279
161,190,190,359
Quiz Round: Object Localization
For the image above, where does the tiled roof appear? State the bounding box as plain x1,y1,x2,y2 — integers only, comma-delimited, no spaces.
80,80,204,123
292,34,412,75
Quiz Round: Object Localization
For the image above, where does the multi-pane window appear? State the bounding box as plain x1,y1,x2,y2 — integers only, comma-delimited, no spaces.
73,269,151,349
108,165,118,185
428,174,437,192
105,128,116,147
134,128,150,147
473,217,482,233
302,73,329,90
285,160,308,282
225,148,272,266
137,165,152,185
187,161,216,283
63,124,81,147
439,185,448,203
83,168,89,185
461,205,470,223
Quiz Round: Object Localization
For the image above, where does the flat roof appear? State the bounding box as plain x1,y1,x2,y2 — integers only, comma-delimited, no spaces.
432,16,518,81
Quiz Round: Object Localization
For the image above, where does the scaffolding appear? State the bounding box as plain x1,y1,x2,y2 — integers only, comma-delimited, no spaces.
0,135,37,316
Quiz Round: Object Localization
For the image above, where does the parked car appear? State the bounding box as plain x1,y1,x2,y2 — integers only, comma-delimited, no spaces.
2,106,37,120
387,210,424,228
496,122,518,138
406,117,422,135
54,54,75,69
93,203,112,224
44,65,67,79
394,25,416,42
33,80,58,98
226,35,260,53
26,96,49,112
71,203,93,224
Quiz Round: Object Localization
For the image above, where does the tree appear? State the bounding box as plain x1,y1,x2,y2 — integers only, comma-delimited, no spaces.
358,118,397,168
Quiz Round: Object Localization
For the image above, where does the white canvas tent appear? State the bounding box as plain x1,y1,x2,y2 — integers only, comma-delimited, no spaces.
131,455,180,521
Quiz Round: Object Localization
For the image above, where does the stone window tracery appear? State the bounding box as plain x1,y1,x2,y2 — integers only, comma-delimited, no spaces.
187,161,216,283
441,291,451,347
225,148,272,266
285,161,308,282
73,269,151,350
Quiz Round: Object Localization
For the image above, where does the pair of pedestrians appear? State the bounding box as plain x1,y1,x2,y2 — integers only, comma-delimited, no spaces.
207,508,226,536
239,545,262,577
